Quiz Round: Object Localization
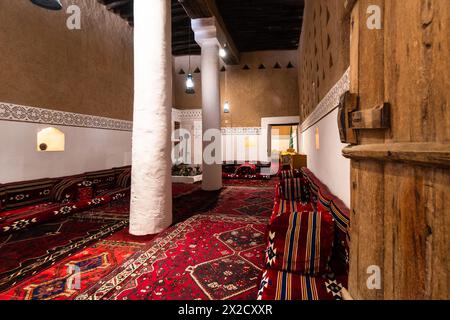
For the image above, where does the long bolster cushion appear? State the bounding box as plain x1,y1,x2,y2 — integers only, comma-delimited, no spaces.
265,211,335,276
257,269,348,301
2,179,57,211
97,187,130,201
0,202,78,234
222,173,271,180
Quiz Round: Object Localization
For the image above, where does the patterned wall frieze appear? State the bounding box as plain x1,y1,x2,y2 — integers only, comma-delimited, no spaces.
221,127,262,135
0,103,271,136
300,68,350,133
0,102,133,132
175,109,202,122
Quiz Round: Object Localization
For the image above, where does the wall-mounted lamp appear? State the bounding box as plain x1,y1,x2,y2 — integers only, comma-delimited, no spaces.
224,101,231,113
315,127,320,150
185,73,195,94
37,127,65,152
30,0,63,10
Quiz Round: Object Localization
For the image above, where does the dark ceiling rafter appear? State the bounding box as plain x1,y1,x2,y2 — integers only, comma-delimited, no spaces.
97,0,201,55
98,0,304,55
215,0,304,52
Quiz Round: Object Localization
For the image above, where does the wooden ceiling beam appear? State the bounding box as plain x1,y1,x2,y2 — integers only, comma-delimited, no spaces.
179,0,240,65
98,0,304,56
178,0,212,19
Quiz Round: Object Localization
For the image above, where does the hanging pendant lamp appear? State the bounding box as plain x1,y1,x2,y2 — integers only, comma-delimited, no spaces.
30,0,63,10
185,73,195,94
185,22,195,95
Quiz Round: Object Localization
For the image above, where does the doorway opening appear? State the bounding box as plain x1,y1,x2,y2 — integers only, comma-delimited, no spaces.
270,125,298,154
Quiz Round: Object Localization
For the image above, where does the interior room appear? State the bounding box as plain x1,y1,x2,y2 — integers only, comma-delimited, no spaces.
0,0,448,302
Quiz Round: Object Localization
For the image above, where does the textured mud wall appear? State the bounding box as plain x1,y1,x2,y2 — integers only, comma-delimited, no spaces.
298,0,350,122
173,50,299,127
0,0,133,120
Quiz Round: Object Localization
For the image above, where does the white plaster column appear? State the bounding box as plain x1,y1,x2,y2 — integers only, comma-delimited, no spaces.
192,18,223,191
130,0,172,235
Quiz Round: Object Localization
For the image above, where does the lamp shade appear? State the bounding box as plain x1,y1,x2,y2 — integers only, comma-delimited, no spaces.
185,74,195,94
224,101,230,113
30,0,63,10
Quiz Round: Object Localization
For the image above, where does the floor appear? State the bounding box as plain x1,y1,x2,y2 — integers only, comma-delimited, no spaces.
0,180,275,300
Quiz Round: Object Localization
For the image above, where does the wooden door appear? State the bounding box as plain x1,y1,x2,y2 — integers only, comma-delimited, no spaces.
344,0,449,299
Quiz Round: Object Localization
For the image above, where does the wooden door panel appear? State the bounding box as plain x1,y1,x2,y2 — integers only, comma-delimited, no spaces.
346,0,450,299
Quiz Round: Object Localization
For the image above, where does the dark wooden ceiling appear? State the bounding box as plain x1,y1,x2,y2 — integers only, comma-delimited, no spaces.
98,0,304,55
216,0,304,52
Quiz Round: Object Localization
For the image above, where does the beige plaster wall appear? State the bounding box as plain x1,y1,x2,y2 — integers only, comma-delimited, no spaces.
298,0,350,122
173,50,299,127
0,0,133,120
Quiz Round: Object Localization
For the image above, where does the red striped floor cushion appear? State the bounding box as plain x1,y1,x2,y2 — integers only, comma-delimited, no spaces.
278,169,302,180
266,211,334,276
257,269,347,301
270,200,313,224
279,177,311,203
279,178,303,200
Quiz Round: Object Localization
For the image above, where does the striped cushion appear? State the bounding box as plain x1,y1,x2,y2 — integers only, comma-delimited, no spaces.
257,269,347,301
271,200,313,224
265,211,334,276
116,169,131,188
280,178,303,200
279,170,302,180
317,189,332,213
280,177,311,203
3,179,56,210
51,178,83,203
329,200,350,275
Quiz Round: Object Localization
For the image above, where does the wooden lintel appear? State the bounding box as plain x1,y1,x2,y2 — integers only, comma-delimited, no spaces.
342,142,450,168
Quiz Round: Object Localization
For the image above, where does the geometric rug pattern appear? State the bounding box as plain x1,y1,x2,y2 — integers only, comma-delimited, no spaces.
0,180,275,300
0,203,129,293
76,214,268,300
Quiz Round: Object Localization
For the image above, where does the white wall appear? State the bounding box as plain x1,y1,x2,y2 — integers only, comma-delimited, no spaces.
300,109,350,207
0,120,132,183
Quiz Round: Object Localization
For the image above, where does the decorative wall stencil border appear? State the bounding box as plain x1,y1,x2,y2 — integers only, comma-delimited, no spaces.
300,68,350,133
0,102,133,132
221,127,262,135
176,109,202,122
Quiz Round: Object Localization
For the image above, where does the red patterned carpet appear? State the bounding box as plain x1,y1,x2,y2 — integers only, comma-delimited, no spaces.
76,214,268,300
0,185,274,300
0,202,129,292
